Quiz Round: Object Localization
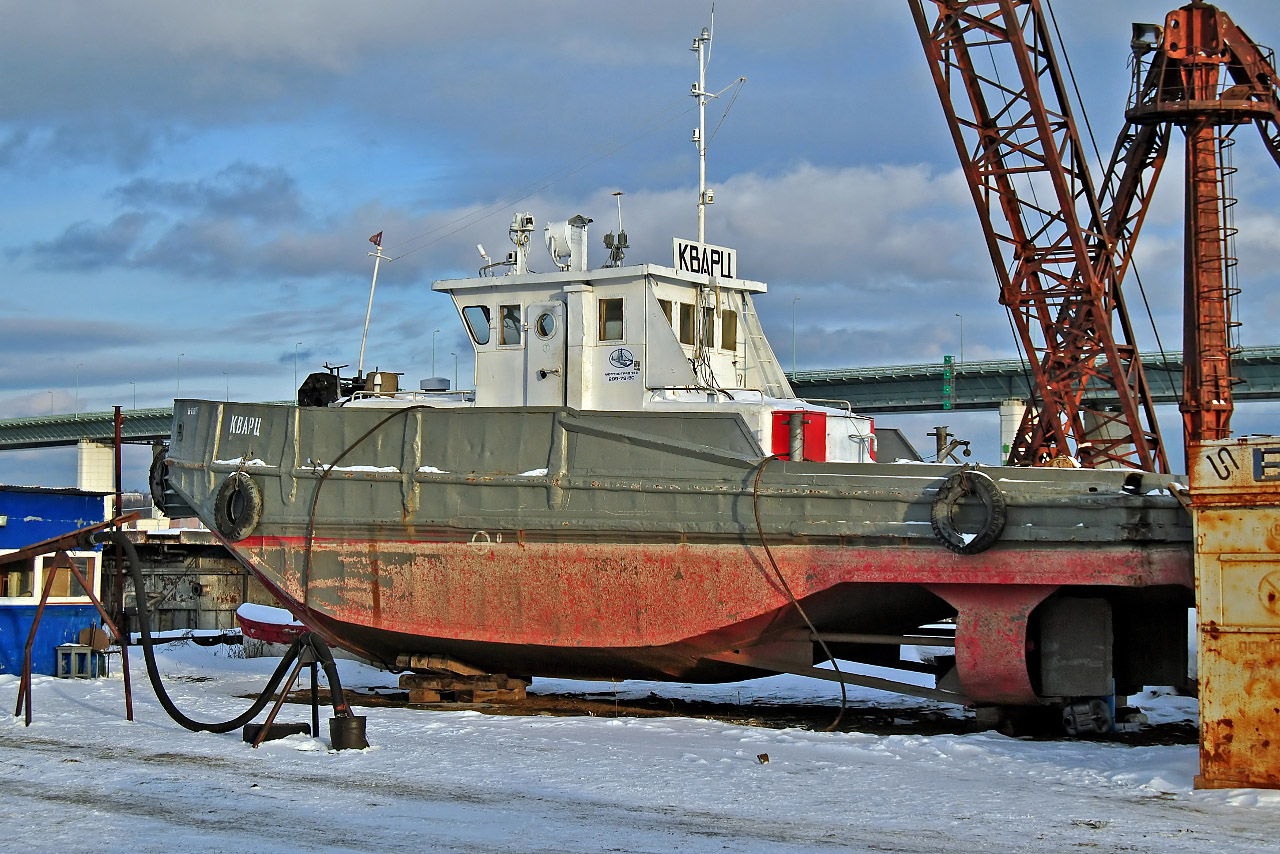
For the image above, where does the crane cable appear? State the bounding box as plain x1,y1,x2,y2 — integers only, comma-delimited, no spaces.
382,99,696,261
751,455,847,731
1044,0,1178,386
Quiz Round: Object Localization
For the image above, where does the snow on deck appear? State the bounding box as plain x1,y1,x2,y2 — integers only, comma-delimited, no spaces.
1,642,1276,853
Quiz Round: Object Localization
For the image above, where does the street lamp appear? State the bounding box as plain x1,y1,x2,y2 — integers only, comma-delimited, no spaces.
451,352,458,391
432,329,442,377
955,314,964,366
48,390,53,416
129,381,136,410
791,297,801,375
294,341,302,393
75,362,83,415
223,371,229,402
177,353,184,398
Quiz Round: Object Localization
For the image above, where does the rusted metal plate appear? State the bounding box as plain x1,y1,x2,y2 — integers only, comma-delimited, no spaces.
1190,437,1280,789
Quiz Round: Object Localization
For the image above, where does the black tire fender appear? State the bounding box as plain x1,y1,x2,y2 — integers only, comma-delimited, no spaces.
930,469,1007,555
148,451,170,511
214,472,263,541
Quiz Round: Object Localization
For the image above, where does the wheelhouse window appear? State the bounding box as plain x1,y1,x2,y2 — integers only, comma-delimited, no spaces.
500,304,522,345
599,298,624,342
534,311,556,339
701,307,714,348
658,299,673,324
463,305,491,345
678,302,696,346
721,309,738,351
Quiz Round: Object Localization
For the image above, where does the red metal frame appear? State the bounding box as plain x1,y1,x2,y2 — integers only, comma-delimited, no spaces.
909,0,1168,472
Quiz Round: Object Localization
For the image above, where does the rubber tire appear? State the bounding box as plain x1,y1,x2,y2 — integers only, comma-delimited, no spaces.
214,472,263,541
148,451,170,511
930,469,1007,555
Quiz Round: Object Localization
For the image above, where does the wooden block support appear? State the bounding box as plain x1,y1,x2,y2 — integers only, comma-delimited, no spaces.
400,671,529,704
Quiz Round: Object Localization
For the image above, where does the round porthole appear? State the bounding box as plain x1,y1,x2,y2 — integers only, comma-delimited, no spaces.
535,312,556,339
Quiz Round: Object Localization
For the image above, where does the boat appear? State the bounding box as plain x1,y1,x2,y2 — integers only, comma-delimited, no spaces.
151,24,1194,724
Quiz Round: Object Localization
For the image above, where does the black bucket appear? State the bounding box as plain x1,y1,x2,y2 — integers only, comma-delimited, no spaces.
329,715,369,750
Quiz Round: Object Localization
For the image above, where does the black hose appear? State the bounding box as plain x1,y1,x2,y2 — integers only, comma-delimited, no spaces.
93,531,352,733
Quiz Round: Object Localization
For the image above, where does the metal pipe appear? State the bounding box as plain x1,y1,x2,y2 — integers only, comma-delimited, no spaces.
811,632,956,647
253,656,307,748
64,557,133,721
15,556,62,725
112,406,134,721
788,412,804,461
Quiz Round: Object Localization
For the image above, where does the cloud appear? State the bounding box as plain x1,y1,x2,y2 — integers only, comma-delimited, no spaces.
113,162,304,221
21,212,156,272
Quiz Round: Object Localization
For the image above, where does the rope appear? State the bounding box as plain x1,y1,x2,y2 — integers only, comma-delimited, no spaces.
303,404,435,669
751,455,846,731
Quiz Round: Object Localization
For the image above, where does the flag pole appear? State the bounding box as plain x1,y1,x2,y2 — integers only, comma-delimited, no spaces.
357,231,385,378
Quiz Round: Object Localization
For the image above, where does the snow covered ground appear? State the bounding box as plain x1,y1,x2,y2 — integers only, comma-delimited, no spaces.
2,640,1278,853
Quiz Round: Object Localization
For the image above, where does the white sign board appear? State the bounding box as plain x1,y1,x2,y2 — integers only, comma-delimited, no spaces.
673,239,737,279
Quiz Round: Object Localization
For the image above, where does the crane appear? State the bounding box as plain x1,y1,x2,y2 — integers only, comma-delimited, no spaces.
908,0,1168,472
909,0,1280,470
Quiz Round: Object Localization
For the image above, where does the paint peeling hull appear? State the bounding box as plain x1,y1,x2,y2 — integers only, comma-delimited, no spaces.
160,400,1195,706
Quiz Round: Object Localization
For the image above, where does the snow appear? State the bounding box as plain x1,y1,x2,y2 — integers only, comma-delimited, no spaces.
519,468,549,476
213,457,270,467
2,642,1279,853
235,602,302,626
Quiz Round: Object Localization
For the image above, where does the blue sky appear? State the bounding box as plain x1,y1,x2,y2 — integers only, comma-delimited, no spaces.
2,0,1279,487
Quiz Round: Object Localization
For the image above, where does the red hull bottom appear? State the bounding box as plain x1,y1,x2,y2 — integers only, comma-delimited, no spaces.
222,534,1193,707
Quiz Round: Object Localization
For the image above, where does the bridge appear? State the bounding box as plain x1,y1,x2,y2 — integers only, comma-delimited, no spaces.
788,345,1280,412
4,345,1280,452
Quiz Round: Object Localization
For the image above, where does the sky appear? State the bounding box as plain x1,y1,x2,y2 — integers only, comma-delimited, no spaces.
2,0,1279,487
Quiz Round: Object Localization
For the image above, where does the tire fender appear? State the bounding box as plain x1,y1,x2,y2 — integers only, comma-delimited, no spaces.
214,472,263,541
930,469,1007,555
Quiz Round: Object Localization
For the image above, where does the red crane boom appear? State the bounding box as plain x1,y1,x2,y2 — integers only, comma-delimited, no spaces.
909,0,1169,472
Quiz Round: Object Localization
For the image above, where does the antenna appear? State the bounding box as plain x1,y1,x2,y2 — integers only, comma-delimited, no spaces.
691,24,712,245
358,232,393,378
603,191,628,267
688,9,743,246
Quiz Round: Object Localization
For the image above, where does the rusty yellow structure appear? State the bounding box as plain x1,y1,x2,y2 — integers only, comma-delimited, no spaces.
1189,436,1280,789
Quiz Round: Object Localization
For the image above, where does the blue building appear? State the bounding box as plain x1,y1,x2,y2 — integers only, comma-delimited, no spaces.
0,485,108,675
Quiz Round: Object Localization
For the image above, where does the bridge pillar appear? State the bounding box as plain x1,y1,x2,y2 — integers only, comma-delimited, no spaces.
999,399,1026,463
76,439,115,494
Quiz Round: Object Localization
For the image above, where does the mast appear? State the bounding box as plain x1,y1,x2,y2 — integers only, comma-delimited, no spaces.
691,24,712,244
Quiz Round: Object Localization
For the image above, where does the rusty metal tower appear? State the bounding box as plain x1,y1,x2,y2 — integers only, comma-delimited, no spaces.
1124,1,1280,447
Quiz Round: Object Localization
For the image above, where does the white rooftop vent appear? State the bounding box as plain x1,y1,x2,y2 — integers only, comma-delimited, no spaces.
544,215,592,272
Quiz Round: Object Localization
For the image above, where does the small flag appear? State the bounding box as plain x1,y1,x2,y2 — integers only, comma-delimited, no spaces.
369,231,383,248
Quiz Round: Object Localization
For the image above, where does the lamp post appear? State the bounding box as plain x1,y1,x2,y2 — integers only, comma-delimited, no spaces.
432,329,441,377
177,353,184,398
129,381,136,410
791,297,800,375
294,341,302,393
75,362,83,415
451,352,458,391
48,390,53,416
223,371,229,402
955,314,964,366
